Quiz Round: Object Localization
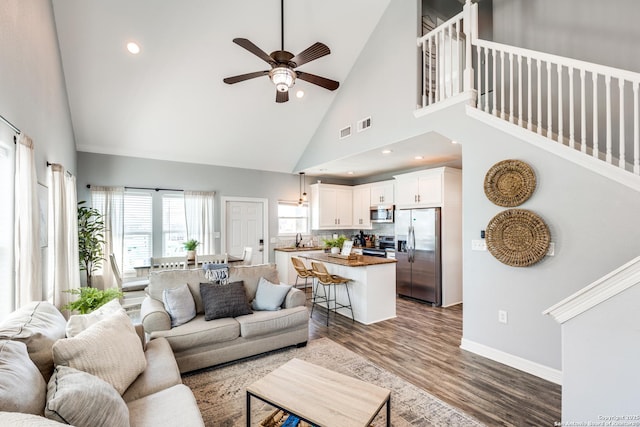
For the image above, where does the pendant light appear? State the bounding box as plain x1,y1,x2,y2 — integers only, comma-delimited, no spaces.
298,172,307,205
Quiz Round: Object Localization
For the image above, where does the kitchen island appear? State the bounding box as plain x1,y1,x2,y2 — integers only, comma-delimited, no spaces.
298,253,396,325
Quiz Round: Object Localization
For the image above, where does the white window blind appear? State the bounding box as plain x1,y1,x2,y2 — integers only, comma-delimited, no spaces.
123,191,152,274
278,201,309,235
162,193,186,256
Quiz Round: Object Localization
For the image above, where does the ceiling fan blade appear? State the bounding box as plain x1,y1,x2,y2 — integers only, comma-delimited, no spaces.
296,71,340,91
276,90,289,103
232,38,276,65
289,42,331,67
223,70,269,85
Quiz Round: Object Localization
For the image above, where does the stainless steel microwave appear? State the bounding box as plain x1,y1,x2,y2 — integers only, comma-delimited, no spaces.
370,205,394,223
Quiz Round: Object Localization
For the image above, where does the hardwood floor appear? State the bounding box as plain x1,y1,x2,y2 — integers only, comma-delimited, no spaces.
307,296,561,426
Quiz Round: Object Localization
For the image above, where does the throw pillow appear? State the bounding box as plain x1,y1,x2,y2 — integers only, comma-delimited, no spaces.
200,281,252,321
0,301,67,382
251,277,292,311
162,283,196,327
0,340,46,415
65,299,125,338
45,366,129,427
52,310,146,395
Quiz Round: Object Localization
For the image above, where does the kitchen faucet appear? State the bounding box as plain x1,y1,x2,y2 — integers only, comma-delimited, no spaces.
295,233,303,248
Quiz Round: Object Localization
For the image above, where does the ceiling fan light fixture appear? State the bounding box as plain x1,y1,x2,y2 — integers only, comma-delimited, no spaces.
270,67,296,92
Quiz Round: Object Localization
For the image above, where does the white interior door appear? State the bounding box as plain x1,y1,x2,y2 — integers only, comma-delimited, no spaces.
225,200,264,264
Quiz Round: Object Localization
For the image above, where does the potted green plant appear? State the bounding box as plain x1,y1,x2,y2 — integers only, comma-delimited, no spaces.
77,201,106,287
63,287,123,314
184,239,199,262
322,235,347,254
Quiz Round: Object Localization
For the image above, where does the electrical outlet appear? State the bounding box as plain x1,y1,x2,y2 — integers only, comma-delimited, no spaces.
471,240,487,251
498,310,508,324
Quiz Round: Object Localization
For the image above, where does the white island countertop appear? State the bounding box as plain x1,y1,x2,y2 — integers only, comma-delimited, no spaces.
299,253,396,325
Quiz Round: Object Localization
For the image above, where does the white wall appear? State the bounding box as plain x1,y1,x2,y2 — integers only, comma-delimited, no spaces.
296,0,434,171
0,0,76,315
562,284,640,422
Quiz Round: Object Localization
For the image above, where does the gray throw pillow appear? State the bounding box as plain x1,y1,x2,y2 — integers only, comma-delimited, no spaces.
0,340,46,415
200,281,252,321
251,277,292,311
162,283,196,327
45,366,129,427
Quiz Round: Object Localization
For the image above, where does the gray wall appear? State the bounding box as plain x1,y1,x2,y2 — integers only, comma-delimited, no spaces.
492,0,640,74
76,152,341,263
562,284,640,422
452,110,640,370
0,0,76,314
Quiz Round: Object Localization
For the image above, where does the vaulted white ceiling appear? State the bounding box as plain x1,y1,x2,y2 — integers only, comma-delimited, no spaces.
51,0,393,175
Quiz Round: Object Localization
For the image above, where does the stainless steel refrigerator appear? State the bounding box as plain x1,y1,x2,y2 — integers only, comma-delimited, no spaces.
395,208,442,306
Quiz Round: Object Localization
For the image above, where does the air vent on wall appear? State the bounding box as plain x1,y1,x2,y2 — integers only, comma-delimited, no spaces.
357,116,372,132
339,125,352,140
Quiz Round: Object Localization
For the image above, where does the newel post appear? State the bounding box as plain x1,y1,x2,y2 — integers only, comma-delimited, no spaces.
463,0,477,98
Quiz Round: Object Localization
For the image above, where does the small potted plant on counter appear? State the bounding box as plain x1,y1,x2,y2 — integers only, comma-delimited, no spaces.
184,239,200,262
322,235,347,254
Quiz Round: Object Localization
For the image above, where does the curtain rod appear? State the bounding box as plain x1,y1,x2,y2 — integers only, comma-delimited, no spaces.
86,184,183,192
47,161,74,177
0,113,21,141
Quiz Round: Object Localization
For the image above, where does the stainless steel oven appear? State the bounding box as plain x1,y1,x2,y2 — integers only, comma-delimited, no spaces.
362,236,395,258
370,205,394,223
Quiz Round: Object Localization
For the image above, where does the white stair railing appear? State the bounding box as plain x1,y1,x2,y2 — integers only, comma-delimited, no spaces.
474,39,640,175
417,0,640,177
417,10,468,108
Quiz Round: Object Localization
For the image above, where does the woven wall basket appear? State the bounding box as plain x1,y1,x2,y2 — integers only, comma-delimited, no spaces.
484,159,536,207
486,209,550,267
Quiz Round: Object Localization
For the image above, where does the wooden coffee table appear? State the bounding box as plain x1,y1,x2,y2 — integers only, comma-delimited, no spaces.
246,358,390,427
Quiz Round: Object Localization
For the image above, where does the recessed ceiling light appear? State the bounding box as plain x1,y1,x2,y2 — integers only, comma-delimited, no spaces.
347,171,354,175
451,140,459,144
296,90,304,98
381,149,392,154
414,155,424,160
126,42,141,54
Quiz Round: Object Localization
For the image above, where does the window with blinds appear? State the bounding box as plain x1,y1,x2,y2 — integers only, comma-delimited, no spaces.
162,193,186,256
277,201,309,235
123,191,152,274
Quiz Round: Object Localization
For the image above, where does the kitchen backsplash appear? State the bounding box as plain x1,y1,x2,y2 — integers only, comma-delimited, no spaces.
274,223,395,249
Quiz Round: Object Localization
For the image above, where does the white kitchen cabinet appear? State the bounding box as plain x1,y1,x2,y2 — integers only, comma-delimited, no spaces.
370,180,394,205
394,168,448,208
352,184,372,228
311,184,353,230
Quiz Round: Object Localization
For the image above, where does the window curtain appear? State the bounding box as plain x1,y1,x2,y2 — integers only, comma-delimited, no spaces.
47,164,80,311
91,187,124,290
184,191,216,255
14,133,42,308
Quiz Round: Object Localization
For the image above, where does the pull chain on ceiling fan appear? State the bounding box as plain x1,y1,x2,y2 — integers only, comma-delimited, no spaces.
223,0,340,103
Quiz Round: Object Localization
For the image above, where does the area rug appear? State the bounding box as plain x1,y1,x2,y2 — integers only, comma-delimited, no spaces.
182,338,484,426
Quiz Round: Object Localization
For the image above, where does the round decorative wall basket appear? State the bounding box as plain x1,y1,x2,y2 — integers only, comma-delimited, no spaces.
484,159,536,207
486,209,550,267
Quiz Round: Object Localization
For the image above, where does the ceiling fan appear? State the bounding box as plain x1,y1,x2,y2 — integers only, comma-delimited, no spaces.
223,0,340,103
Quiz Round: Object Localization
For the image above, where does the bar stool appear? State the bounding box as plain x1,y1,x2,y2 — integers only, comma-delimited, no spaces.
310,261,355,326
291,257,314,299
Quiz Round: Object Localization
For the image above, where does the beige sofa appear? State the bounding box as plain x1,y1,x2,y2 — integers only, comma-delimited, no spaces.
140,263,309,373
0,301,204,426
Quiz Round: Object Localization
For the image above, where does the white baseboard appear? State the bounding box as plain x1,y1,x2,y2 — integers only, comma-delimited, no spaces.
460,338,562,385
